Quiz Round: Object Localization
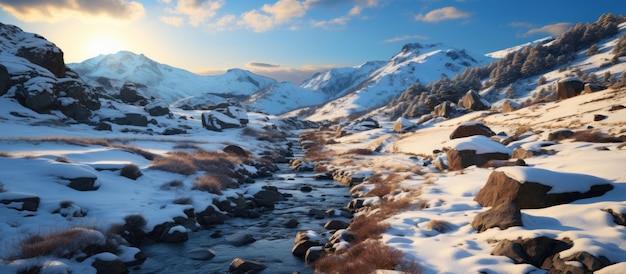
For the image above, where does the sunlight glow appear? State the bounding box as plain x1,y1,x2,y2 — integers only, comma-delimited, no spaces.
86,35,123,56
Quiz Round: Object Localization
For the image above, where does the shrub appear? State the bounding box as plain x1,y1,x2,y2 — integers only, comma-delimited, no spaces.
426,219,454,233
314,239,409,274
123,214,147,230
348,215,389,243
120,163,143,180
17,227,112,259
191,174,238,195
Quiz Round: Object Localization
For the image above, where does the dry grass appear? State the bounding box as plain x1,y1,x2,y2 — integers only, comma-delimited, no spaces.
378,195,415,217
0,137,157,160
572,130,625,143
160,180,185,190
426,220,454,233
314,239,421,274
149,150,242,177
192,174,238,194
343,148,374,156
348,215,390,243
14,227,114,260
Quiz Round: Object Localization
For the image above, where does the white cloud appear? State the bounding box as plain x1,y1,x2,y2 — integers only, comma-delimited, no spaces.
524,22,572,37
0,0,145,23
239,0,306,32
415,6,470,23
384,35,429,43
160,16,184,26
163,0,224,27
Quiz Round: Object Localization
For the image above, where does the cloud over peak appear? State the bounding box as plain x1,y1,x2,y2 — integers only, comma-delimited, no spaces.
415,6,470,23
0,0,145,23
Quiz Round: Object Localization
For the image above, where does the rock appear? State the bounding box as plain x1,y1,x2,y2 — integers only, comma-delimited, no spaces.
119,82,147,104
144,100,170,116
91,255,129,274
548,129,574,141
500,99,518,113
162,128,186,135
0,64,10,96
458,90,491,111
292,230,325,258
474,167,614,209
148,222,188,243
582,83,606,94
609,105,626,112
314,173,333,180
432,101,455,118
324,220,350,230
120,164,142,180
393,117,418,133
307,208,327,219
188,248,216,260
0,193,40,211
229,258,267,274
354,117,380,130
201,111,242,131
16,40,66,78
223,145,248,157
305,246,325,264
559,251,611,272
511,141,556,159
347,198,366,213
197,206,229,227
449,122,496,139
491,236,567,268
471,202,522,233
594,114,608,121
225,232,256,246
95,122,112,131
445,136,511,171
557,77,584,100
65,177,99,191
283,218,300,228
253,189,286,202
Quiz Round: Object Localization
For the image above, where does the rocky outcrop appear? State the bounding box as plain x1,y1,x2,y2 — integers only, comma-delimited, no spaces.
458,90,491,111
119,82,147,105
1,23,101,123
449,122,496,139
547,128,574,141
500,99,518,113
557,77,584,100
102,113,149,127
229,258,267,274
582,83,607,94
491,237,570,269
432,101,456,118
471,202,522,233
201,106,248,132
0,192,40,211
144,100,170,116
474,167,614,209
292,230,326,259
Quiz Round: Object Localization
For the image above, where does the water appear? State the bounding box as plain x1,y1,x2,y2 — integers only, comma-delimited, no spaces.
131,165,351,274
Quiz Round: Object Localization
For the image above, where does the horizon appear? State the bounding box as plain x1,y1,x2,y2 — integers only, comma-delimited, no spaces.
0,0,623,84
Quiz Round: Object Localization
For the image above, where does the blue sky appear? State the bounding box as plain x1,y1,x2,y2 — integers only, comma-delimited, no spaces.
0,0,623,83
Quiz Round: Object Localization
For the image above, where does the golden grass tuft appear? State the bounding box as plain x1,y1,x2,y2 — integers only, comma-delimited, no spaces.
192,174,238,195
15,227,114,260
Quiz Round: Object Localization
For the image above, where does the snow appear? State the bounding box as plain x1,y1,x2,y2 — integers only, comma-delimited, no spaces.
445,135,512,155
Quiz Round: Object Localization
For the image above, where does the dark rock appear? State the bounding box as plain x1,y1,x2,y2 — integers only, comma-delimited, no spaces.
305,247,325,264
602,208,626,226
0,193,40,211
95,122,112,131
229,258,267,274
300,186,313,192
91,256,128,274
449,122,496,139
347,198,366,213
471,202,522,233
314,173,333,180
557,77,584,100
197,206,229,227
253,189,286,202
162,128,186,135
393,117,419,133
447,148,510,171
582,83,606,94
65,177,99,191
355,117,380,130
16,43,65,78
492,236,565,267
324,220,350,230
225,232,256,246
292,230,325,259
560,251,611,272
119,82,146,104
594,114,608,121
201,111,241,131
283,218,300,228
458,90,491,111
149,222,188,243
109,113,149,127
0,64,10,96
474,168,614,209
307,208,327,219
223,145,248,157
144,101,170,116
609,105,626,112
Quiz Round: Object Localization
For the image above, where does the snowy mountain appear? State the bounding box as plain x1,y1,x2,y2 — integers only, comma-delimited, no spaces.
485,36,554,59
69,51,325,114
296,43,487,121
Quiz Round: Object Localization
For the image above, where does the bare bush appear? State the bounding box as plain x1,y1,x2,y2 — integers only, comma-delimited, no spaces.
121,163,143,180
192,174,237,194
349,215,389,243
160,180,184,190
123,214,147,230
17,227,113,259
426,219,454,233
314,240,412,274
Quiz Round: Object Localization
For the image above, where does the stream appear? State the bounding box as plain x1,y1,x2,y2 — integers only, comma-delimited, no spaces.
130,142,352,273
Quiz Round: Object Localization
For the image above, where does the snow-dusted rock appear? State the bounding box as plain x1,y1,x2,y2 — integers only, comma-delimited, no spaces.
475,167,614,209
458,90,491,111
0,192,40,211
432,101,456,118
557,77,584,100
449,122,496,139
144,100,170,116
471,202,522,233
292,230,326,259
393,117,418,133
229,258,267,273
445,135,511,170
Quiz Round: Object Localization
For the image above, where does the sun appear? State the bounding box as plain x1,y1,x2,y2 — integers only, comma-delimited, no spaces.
86,35,123,56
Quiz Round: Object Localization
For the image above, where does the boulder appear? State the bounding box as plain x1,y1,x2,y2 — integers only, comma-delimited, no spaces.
283,218,300,228
557,77,584,100
162,128,186,135
292,230,325,259
458,90,491,111
491,236,569,268
393,117,418,133
602,208,626,226
65,177,99,191
91,254,128,274
223,145,248,157
16,41,66,78
305,246,325,264
0,192,40,211
471,202,522,233
120,164,142,180
449,122,496,139
445,136,511,171
144,100,170,116
201,111,242,131
582,83,606,94
474,167,614,209
225,232,256,246
119,82,147,104
355,117,380,130
229,258,267,274
103,113,149,127
148,222,188,243
196,205,229,227
324,220,350,230
432,101,455,118
0,64,10,96
500,99,518,113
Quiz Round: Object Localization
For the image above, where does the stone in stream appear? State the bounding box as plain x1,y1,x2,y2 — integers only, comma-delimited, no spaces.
228,258,267,273
188,248,216,260
225,232,256,246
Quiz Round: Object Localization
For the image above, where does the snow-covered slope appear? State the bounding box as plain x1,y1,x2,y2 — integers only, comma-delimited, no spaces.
299,43,487,121
69,51,325,114
485,36,554,59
